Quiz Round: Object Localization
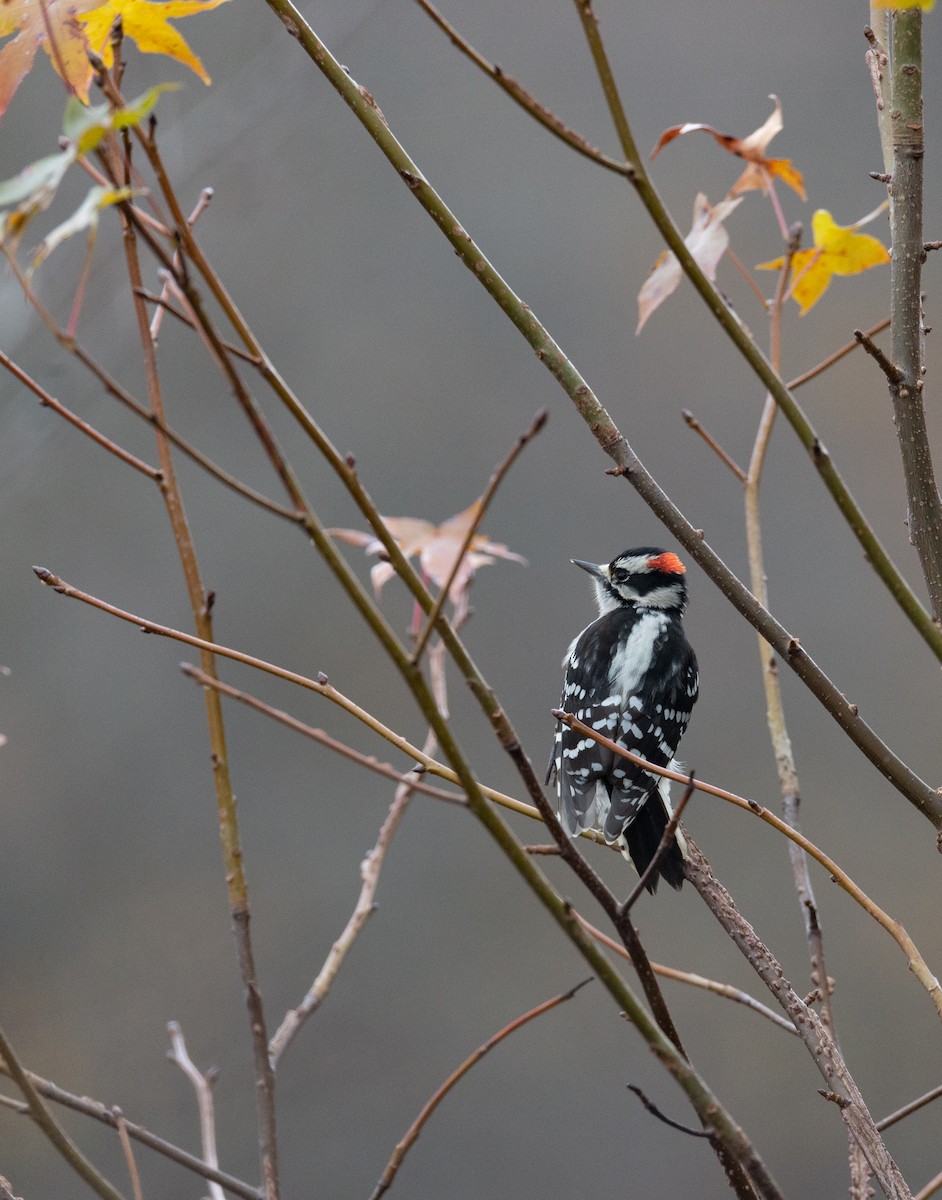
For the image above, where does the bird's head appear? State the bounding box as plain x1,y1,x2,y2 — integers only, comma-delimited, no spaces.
573,547,689,615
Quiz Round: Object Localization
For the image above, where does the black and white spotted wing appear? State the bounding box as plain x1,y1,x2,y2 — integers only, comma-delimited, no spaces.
547,605,699,846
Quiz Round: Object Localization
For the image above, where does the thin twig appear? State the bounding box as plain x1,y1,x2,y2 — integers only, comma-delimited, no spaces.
166,1023,225,1200
182,665,465,804
877,1083,942,1132
0,1076,261,1199
414,0,635,177
620,776,695,912
855,328,904,385
370,980,593,1199
114,124,279,1199
575,913,798,1035
0,246,297,522
1,352,161,480
787,319,890,390
410,408,546,662
681,410,747,481
136,287,261,363
268,766,420,1067
0,1026,127,1200
112,1112,144,1200
746,240,836,1038
626,1084,712,1139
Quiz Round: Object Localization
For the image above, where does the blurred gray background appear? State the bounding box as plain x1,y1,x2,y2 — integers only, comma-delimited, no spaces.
2,0,942,1196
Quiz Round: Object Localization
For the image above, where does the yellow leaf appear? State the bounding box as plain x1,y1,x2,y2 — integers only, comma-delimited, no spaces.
872,0,933,8
757,208,890,314
79,0,228,86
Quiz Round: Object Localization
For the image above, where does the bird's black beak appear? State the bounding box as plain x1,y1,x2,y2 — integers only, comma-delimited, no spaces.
571,559,607,580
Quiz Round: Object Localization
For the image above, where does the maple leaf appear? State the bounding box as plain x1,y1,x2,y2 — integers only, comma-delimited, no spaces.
0,0,104,118
329,499,526,614
637,192,742,333
78,0,228,86
651,97,806,201
757,208,890,314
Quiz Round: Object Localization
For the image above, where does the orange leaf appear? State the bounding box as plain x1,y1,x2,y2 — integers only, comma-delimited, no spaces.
0,0,105,118
637,193,742,332
757,208,890,314
651,97,806,200
79,0,228,85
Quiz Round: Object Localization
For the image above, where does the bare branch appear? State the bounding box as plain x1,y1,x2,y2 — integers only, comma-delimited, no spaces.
166,1024,225,1200
877,1083,942,1133
626,1084,712,1139
370,980,593,1199
414,0,635,177
681,410,747,481
0,1026,127,1200
0,1072,261,1199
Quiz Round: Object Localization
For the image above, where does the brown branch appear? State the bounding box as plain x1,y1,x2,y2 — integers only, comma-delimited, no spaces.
112,1112,143,1200
787,319,890,390
410,408,546,661
370,979,593,1199
626,1084,712,1139
268,767,420,1067
1,351,161,480
855,328,904,385
414,0,635,177
575,914,798,1036
0,1072,261,1199
114,134,279,1199
0,1026,127,1200
181,665,466,804
681,410,747,481
684,840,912,1198
877,1083,942,1133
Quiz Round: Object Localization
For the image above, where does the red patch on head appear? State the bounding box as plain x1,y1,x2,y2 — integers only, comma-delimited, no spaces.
648,552,685,575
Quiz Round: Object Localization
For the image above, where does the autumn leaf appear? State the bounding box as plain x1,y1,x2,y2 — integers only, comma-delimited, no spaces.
0,0,105,118
329,499,526,613
757,208,890,314
78,0,228,86
637,192,742,333
872,0,933,8
651,97,806,200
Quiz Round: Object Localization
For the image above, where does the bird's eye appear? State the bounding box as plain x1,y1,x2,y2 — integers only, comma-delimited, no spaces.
611,568,628,583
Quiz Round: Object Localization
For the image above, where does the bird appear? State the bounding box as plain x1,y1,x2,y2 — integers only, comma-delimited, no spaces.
546,547,699,892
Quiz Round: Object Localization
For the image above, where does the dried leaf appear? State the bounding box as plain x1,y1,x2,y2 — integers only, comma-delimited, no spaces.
637,192,742,333
329,499,526,611
651,97,806,200
756,208,890,314
79,0,229,86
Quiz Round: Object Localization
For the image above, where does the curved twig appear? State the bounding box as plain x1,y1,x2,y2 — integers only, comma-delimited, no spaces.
370,980,593,1199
